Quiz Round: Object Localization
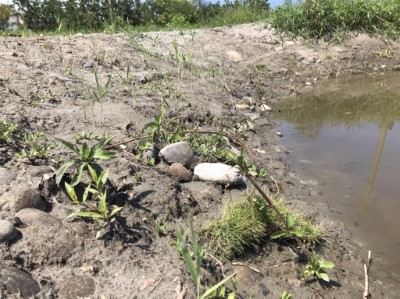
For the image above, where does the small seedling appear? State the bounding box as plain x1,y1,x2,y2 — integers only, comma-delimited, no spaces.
303,252,335,282
176,219,237,299
279,291,293,299
0,120,18,143
56,137,115,186
117,65,132,85
65,168,122,238
16,131,58,159
271,213,304,240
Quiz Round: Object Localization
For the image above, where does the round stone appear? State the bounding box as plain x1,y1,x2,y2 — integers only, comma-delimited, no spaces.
0,220,17,242
58,275,95,299
0,268,40,297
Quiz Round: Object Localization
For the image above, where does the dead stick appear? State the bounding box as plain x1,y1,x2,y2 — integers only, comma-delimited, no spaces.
363,250,371,299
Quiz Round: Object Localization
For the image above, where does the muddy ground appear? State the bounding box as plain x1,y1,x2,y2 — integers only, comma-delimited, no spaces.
0,23,399,298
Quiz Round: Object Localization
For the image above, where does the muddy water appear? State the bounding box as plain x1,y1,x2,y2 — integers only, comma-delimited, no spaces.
274,73,400,296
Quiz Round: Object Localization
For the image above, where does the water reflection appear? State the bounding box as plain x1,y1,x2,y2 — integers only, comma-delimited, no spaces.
274,73,400,295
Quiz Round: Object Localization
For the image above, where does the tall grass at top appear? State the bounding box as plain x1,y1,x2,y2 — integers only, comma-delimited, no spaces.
271,0,400,40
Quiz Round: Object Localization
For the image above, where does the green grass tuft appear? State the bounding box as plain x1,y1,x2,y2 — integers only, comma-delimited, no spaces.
202,195,324,261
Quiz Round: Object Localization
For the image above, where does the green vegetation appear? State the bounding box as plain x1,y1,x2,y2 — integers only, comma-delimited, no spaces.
8,0,269,33
202,196,323,261
16,131,58,160
66,168,123,238
303,252,335,282
280,291,293,299
56,136,115,186
176,219,237,299
271,0,400,40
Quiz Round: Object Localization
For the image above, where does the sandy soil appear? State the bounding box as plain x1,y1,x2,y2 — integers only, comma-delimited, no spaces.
0,23,399,298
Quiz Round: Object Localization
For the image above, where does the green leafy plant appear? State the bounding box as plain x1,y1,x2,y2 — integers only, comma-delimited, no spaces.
176,219,237,299
142,97,169,147
0,120,18,143
303,252,335,282
280,291,293,299
16,131,58,159
271,213,304,240
56,137,115,186
65,168,122,238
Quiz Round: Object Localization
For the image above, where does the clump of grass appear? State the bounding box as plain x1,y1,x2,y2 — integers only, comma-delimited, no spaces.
271,0,400,41
202,199,266,261
202,195,323,261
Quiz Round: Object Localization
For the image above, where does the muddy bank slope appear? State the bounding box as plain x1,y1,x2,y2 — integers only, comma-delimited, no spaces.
0,24,399,298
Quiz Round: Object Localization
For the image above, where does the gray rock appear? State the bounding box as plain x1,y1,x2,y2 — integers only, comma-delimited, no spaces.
0,268,40,298
0,187,46,212
0,220,17,242
58,275,95,299
142,144,158,162
159,141,194,167
83,61,93,69
194,163,243,186
16,208,61,227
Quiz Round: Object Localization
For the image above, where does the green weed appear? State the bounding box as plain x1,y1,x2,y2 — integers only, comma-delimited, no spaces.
0,120,18,143
176,219,237,299
56,137,115,186
303,252,335,282
16,131,58,160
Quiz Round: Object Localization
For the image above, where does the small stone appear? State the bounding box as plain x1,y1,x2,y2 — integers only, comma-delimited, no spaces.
226,50,242,62
275,146,289,154
194,163,243,186
244,113,260,121
0,268,40,298
0,220,17,242
242,96,254,105
284,41,295,46
159,141,194,168
170,163,192,182
58,275,95,299
260,104,272,112
249,105,256,112
276,131,283,137
393,65,400,71
83,61,93,69
16,208,61,227
235,103,250,110
310,188,323,197
234,266,256,290
305,82,313,86
142,144,159,163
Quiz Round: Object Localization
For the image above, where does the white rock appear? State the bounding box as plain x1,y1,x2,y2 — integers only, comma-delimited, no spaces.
194,163,243,186
226,50,242,62
260,104,272,112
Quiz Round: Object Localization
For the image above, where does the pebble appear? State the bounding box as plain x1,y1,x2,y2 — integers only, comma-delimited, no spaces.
226,50,242,62
276,131,283,137
142,144,158,162
194,163,243,186
235,103,250,110
393,65,400,71
244,113,260,121
16,208,61,227
159,141,194,168
0,220,17,242
169,163,192,182
275,146,289,154
287,278,303,287
27,165,53,177
234,266,257,290
305,82,313,86
0,268,40,298
260,104,272,112
83,61,93,68
58,275,95,299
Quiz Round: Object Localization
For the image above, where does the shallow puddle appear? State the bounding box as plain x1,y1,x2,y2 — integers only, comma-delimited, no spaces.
274,72,400,296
